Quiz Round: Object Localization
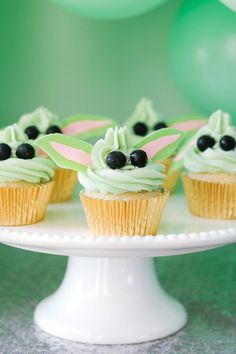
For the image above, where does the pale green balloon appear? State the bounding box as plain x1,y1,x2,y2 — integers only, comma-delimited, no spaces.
51,0,167,20
220,0,236,12
169,0,236,121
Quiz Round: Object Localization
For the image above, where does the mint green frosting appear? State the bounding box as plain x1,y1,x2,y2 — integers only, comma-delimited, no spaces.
79,126,165,194
0,124,27,149
125,97,162,142
0,158,55,183
0,124,37,155
0,124,55,183
18,106,60,134
184,110,236,173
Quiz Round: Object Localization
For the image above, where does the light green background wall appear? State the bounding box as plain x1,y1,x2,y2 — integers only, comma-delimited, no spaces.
0,0,193,128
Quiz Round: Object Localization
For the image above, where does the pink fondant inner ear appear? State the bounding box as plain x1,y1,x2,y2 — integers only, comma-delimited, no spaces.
51,142,91,166
38,148,48,157
171,120,205,131
62,120,111,136
142,134,181,160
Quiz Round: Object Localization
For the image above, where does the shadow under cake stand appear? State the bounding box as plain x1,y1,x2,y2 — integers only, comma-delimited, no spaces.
0,194,236,345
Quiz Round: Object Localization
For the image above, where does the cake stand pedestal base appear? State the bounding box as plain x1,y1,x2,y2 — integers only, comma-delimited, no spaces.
34,256,187,344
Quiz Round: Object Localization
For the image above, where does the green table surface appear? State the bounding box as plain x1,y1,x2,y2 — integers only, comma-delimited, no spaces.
0,242,236,353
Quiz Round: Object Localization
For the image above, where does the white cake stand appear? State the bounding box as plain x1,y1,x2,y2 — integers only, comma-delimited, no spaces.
0,194,236,345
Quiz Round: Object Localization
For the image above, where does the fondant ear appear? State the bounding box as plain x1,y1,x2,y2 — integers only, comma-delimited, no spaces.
134,128,183,162
61,115,116,139
38,148,48,157
170,116,207,132
35,134,92,172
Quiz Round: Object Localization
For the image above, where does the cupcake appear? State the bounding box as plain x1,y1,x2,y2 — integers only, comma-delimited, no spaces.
18,107,115,202
36,126,183,236
125,97,206,192
0,124,54,226
179,110,236,219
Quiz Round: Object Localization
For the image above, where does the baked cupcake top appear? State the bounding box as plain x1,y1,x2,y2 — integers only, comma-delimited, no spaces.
18,106,115,141
0,124,55,183
36,126,183,195
183,110,236,173
125,97,206,146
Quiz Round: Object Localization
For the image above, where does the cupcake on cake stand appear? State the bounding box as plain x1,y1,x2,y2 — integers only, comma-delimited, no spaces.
1,125,236,344
0,194,235,344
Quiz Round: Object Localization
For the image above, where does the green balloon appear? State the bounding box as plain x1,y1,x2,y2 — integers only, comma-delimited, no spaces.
51,0,167,20
169,0,236,120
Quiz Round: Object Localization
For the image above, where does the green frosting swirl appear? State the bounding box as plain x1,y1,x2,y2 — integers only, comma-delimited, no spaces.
18,106,60,134
0,124,27,149
0,124,55,183
184,110,236,173
78,126,165,194
125,97,162,142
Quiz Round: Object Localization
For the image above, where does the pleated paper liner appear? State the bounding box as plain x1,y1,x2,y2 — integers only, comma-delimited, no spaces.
182,173,236,219
50,168,77,203
161,158,180,193
163,169,181,192
80,189,169,237
0,180,54,226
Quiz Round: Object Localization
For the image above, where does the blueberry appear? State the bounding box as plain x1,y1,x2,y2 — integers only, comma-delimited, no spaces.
153,121,168,131
130,150,148,168
24,125,40,140
16,143,35,159
0,143,11,160
46,125,62,134
133,122,148,136
106,151,126,169
197,135,215,152
219,135,236,151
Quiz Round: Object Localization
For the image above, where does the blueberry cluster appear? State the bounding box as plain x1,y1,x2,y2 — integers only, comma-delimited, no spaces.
0,143,35,161
197,135,236,152
133,121,167,136
24,125,62,140
106,150,148,169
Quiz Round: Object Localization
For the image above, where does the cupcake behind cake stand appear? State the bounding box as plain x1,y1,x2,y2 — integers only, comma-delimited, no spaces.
0,194,236,345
